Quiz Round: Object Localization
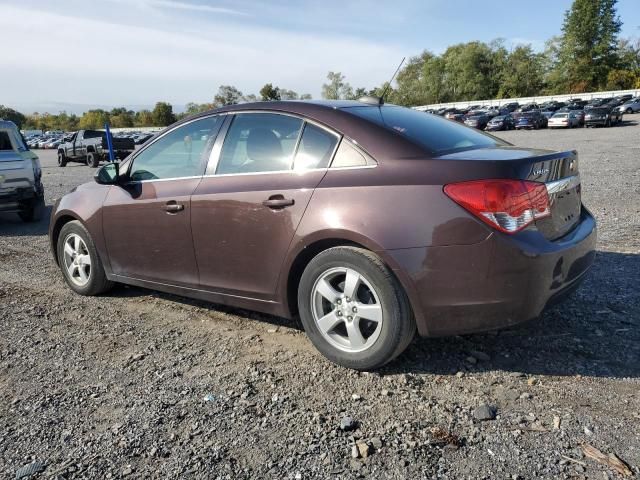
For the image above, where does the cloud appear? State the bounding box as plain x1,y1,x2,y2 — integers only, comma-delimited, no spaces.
0,3,405,110
107,0,248,16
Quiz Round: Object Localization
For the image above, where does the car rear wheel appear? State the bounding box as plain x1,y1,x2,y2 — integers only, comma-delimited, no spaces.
87,152,100,168
298,246,415,370
57,220,114,296
57,152,67,167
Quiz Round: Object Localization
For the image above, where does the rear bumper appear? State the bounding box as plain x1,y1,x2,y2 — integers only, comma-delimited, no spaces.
585,119,607,126
389,207,597,337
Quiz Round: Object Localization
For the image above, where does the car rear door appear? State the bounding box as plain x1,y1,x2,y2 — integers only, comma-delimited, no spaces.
190,112,340,301
101,115,224,287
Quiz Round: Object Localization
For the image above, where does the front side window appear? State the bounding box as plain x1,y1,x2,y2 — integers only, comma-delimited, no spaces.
216,113,303,175
293,123,339,170
130,116,222,181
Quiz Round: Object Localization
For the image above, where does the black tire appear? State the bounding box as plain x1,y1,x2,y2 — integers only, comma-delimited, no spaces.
626,108,632,114
57,152,67,167
605,119,611,127
57,220,114,296
87,152,100,168
18,195,45,222
298,246,415,370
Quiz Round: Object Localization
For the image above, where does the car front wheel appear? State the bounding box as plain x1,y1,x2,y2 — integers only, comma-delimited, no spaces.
298,246,415,370
57,220,114,296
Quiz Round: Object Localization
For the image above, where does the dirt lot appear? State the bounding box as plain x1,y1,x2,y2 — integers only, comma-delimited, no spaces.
1,120,639,479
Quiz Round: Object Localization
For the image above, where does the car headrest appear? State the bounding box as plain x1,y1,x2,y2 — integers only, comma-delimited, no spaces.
246,128,283,163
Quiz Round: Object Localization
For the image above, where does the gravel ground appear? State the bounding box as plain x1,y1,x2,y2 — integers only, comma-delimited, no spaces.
1,119,639,479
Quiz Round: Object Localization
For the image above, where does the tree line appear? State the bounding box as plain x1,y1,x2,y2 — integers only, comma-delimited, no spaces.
2,0,638,132
322,0,640,105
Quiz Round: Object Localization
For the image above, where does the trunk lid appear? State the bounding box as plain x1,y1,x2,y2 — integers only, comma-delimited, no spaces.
436,147,582,240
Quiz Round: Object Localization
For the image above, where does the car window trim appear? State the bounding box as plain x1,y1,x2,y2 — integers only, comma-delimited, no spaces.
204,111,350,178
122,113,226,183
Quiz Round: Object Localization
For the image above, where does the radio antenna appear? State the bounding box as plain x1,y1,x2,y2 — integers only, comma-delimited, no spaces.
380,57,405,104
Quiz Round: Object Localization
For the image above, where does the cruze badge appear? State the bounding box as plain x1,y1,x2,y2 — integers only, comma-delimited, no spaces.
532,168,549,176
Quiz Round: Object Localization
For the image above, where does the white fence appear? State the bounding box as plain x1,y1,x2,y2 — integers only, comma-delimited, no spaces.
414,88,640,111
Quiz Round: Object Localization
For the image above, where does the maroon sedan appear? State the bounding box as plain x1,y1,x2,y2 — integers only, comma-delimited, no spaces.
49,100,596,370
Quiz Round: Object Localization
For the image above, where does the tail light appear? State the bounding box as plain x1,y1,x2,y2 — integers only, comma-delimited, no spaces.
444,179,551,234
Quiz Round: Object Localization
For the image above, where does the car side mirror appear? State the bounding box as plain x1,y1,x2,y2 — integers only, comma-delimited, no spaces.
94,162,120,185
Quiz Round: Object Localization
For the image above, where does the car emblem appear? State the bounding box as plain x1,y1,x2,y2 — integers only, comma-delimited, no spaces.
532,168,549,176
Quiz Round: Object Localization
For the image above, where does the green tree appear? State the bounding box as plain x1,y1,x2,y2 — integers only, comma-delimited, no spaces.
606,69,638,89
259,83,281,101
498,45,545,98
299,93,312,100
279,89,299,100
0,105,26,128
151,102,175,127
134,110,154,127
213,85,244,106
551,0,622,92
321,72,353,100
79,109,110,129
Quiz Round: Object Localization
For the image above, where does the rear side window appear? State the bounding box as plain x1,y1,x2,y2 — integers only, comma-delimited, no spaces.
216,113,303,175
346,106,506,154
293,123,339,170
0,132,12,150
331,140,373,168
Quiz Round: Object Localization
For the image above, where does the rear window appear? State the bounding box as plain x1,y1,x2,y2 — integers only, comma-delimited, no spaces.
345,106,505,154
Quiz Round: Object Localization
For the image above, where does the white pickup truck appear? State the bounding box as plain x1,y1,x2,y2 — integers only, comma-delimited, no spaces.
0,120,45,222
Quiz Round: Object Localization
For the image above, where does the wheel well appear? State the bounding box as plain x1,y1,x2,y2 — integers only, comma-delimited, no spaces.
51,215,77,265
87,146,95,153
286,238,363,317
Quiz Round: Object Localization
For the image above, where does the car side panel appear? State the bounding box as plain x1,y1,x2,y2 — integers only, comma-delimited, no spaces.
49,183,111,270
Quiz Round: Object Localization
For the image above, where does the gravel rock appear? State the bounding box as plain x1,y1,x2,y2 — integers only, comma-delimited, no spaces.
340,416,357,431
473,404,497,421
1,131,640,478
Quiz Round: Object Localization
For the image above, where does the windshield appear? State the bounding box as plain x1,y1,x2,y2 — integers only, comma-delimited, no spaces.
344,106,506,154
553,113,568,118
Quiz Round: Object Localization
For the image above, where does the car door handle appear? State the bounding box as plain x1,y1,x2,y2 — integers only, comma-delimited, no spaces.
164,201,184,213
262,196,295,209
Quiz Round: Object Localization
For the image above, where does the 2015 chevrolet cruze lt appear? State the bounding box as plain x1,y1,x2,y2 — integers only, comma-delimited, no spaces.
49,100,596,370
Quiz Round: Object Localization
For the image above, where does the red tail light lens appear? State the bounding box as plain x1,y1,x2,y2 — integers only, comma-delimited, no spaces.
444,179,551,234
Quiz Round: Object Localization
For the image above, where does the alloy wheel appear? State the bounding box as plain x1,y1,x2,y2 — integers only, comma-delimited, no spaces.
311,267,383,353
62,233,92,286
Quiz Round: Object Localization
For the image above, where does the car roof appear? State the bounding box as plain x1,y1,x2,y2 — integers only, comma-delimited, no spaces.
0,120,19,130
181,100,427,160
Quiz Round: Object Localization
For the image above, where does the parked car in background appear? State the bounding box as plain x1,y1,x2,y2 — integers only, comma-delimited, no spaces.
134,133,154,145
557,106,585,126
445,110,466,123
517,103,540,112
584,98,608,110
584,106,623,127
617,98,640,114
0,120,45,222
514,111,546,130
501,102,520,112
485,114,515,131
48,100,596,370
548,112,580,128
464,114,489,130
57,129,135,167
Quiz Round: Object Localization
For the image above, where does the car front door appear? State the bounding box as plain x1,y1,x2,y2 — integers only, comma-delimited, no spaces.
191,113,340,301
102,115,224,287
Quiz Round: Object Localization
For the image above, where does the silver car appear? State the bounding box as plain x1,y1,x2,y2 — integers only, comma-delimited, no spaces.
0,120,45,222
618,98,640,114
